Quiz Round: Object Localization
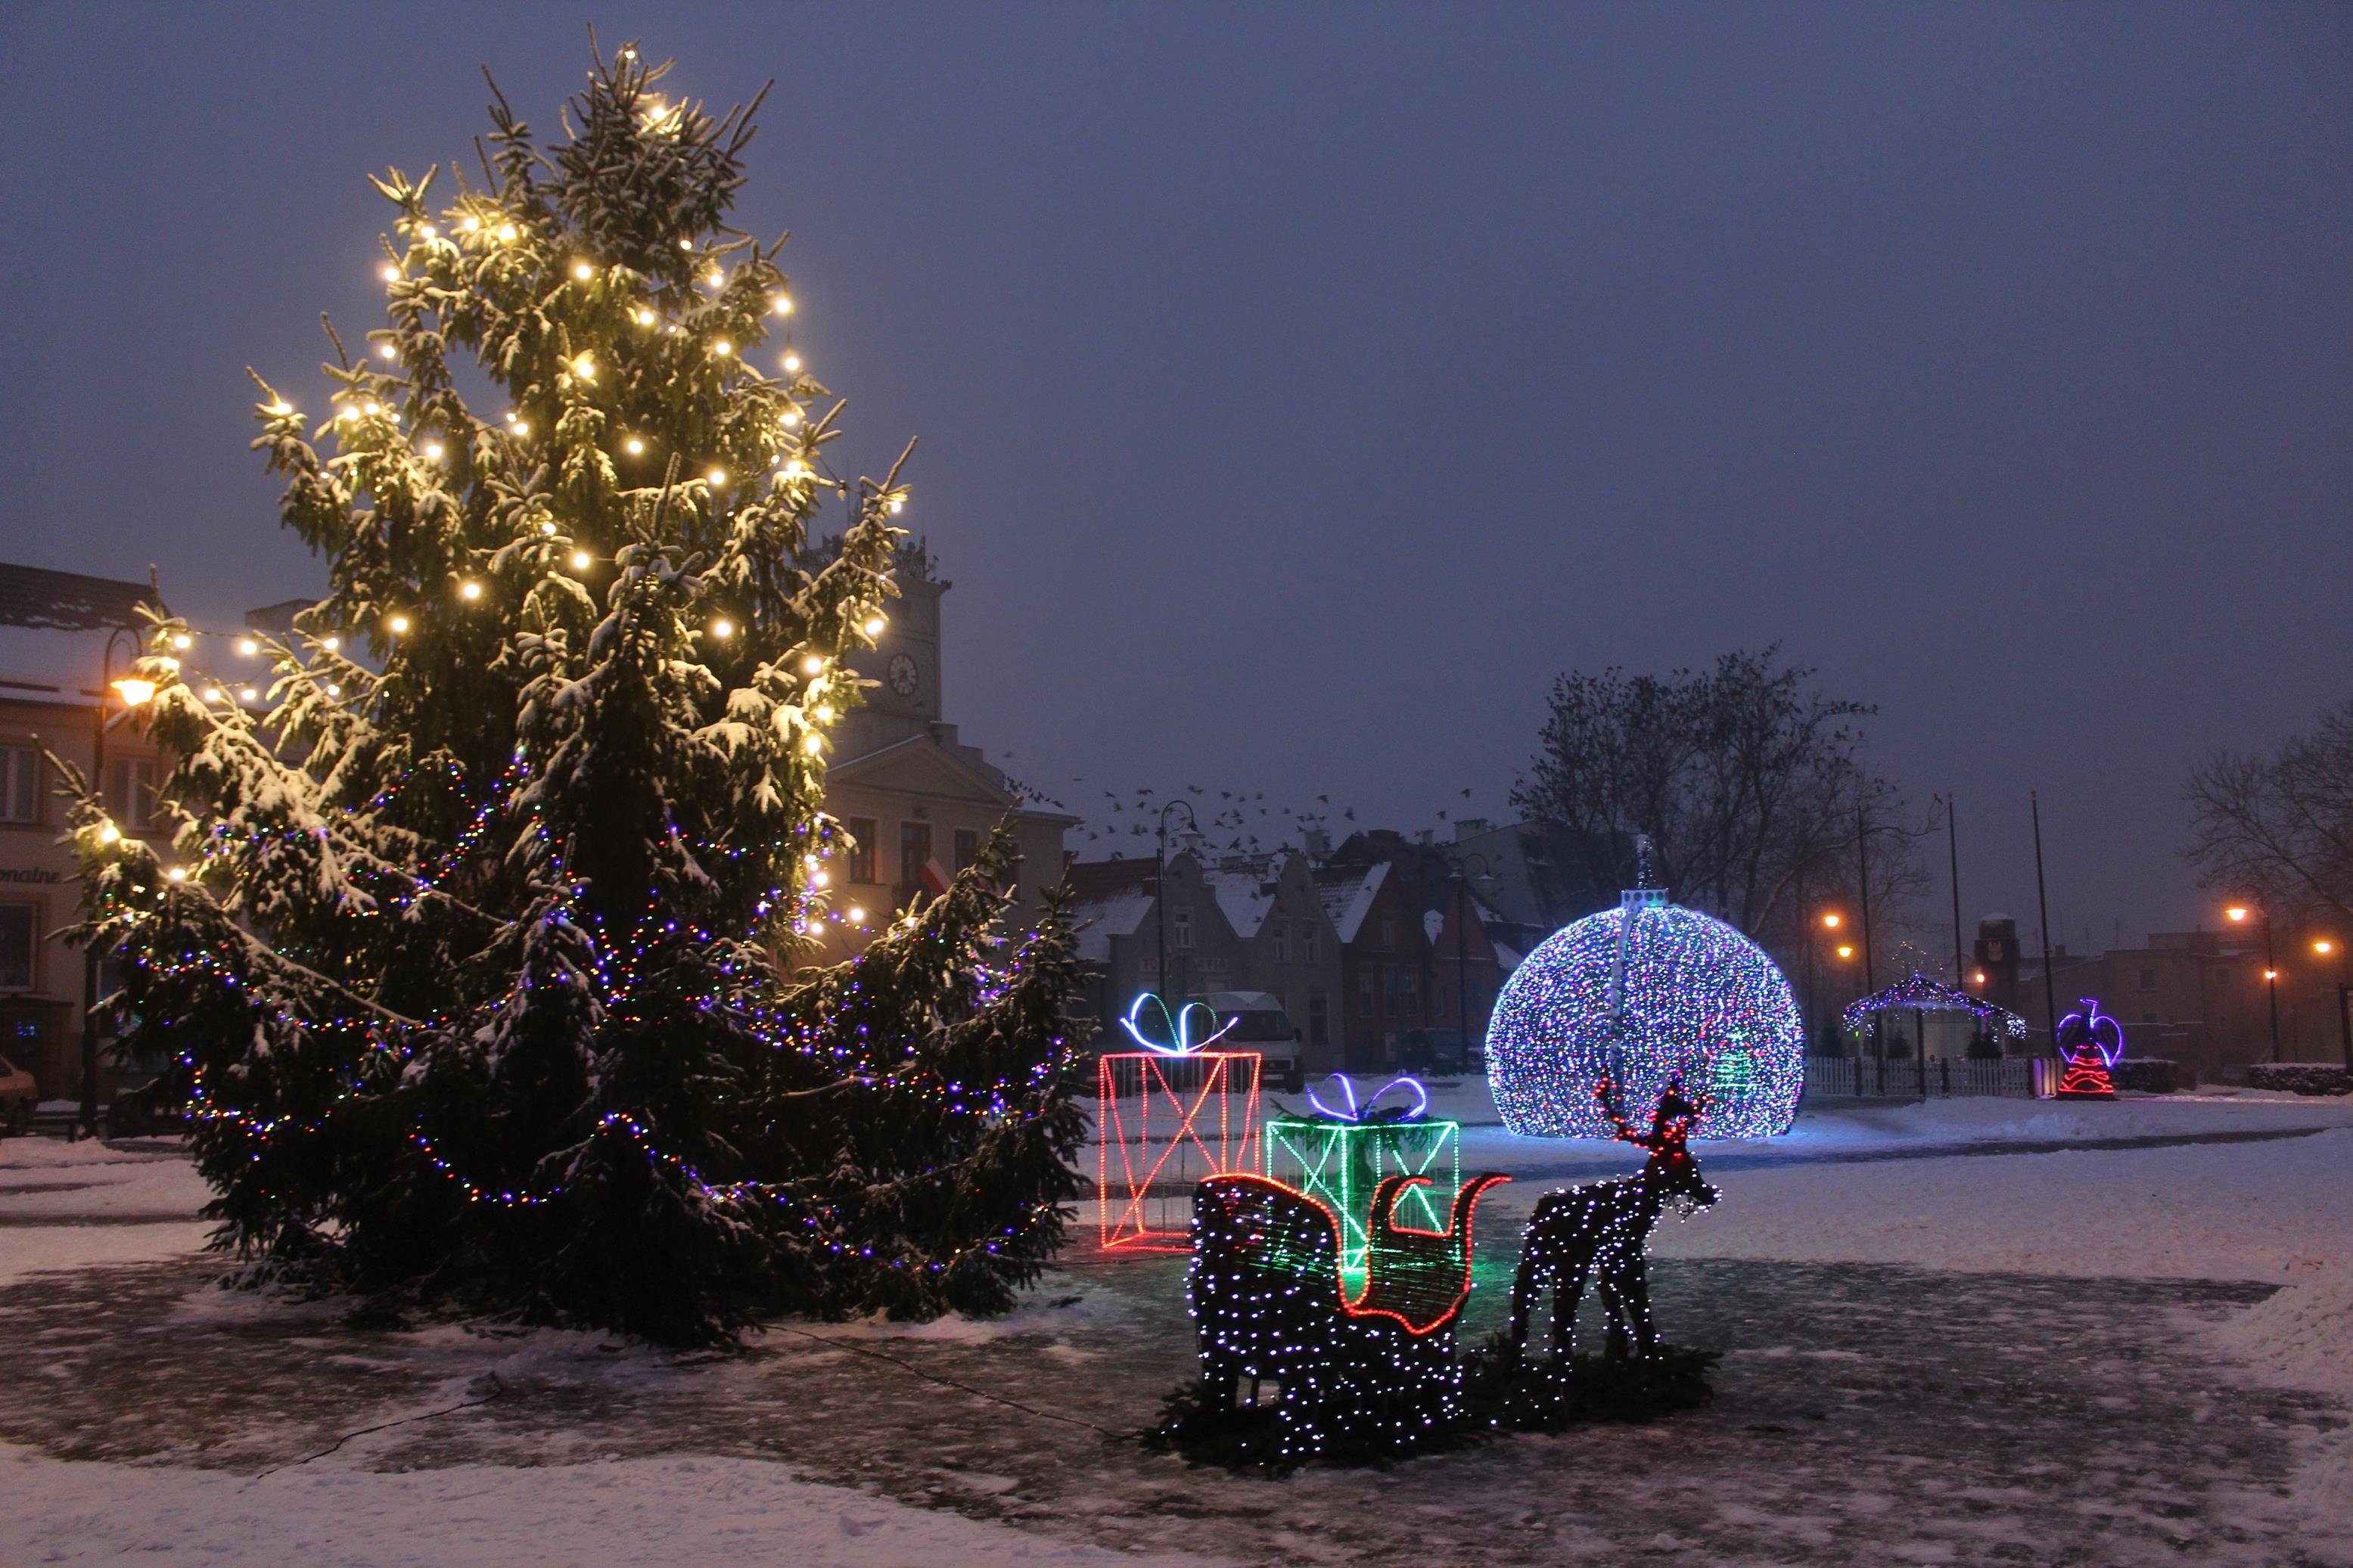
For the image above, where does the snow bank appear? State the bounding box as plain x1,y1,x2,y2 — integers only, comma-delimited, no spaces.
0,1442,1202,1566
2215,1278,2353,1538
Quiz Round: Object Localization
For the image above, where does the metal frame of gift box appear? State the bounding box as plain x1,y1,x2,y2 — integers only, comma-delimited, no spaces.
1096,1049,1264,1249
1263,1116,1462,1279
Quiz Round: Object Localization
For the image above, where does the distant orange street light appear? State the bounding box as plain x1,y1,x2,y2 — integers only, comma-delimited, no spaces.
1822,913,1843,930
1835,944,1855,960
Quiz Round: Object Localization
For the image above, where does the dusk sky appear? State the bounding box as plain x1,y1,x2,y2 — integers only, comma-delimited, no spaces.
2,4,2346,956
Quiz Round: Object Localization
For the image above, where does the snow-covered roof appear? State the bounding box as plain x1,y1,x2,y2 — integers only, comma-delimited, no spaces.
1315,861,1388,944
0,624,122,703
1204,868,1275,939
1423,908,1445,944
1068,890,1153,964
1493,939,1523,973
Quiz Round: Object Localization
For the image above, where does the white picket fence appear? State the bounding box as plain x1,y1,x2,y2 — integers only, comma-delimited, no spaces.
1803,1054,2036,1100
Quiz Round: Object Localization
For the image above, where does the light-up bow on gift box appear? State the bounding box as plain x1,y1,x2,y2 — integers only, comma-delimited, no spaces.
1118,992,1239,1056
1304,1072,1430,1124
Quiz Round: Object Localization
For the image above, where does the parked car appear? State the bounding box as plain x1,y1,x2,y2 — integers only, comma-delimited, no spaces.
0,1054,36,1135
1397,1027,1475,1076
104,1073,187,1140
1198,991,1307,1093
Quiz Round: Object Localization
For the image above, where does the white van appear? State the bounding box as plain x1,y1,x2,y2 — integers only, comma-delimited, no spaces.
1198,991,1304,1091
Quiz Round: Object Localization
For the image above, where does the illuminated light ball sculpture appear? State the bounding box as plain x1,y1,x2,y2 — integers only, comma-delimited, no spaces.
1097,994,1263,1250
1487,883,1804,1140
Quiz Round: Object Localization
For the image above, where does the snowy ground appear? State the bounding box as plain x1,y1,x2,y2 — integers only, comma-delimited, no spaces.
2,1090,2350,1564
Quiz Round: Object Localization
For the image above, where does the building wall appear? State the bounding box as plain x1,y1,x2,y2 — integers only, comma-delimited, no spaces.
1427,881,1505,1049
1232,856,1344,1076
1336,876,1434,1071
0,689,163,1102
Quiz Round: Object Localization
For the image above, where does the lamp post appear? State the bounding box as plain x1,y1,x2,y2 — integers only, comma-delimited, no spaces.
2315,938,2350,1070
1818,911,1845,1052
1451,853,1490,1060
1854,794,1879,1062
2224,903,2281,1063
1155,799,1198,1004
81,626,145,1141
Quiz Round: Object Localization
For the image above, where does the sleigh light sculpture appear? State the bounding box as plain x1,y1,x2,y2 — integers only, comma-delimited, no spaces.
1184,1167,1509,1461
1097,993,1263,1250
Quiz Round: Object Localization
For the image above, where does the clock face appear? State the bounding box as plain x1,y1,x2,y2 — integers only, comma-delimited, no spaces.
886,652,919,699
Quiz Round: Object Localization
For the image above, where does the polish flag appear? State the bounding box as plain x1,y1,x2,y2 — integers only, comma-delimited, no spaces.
920,858,953,896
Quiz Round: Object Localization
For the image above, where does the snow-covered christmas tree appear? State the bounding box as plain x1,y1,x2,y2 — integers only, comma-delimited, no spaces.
66,42,1087,1345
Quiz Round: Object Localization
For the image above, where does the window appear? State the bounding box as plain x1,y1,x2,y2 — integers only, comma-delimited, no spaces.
1379,917,1395,949
108,757,158,831
953,828,980,873
1303,928,1319,964
2138,967,2157,992
1307,995,1329,1047
1359,967,1375,1012
0,747,36,824
0,902,35,990
845,818,878,885
899,821,932,891
2214,968,2233,988
1173,908,1192,950
1403,967,1420,1016
1271,922,1288,964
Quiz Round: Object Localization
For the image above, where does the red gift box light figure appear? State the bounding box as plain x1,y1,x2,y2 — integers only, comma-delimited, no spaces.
2053,997,2122,1099
1097,994,1262,1250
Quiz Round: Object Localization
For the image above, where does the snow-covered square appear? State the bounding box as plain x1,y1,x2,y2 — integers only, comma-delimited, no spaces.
6,1088,2348,1565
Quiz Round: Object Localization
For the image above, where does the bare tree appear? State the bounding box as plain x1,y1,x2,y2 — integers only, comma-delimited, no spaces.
1512,648,1922,941
2186,699,2353,929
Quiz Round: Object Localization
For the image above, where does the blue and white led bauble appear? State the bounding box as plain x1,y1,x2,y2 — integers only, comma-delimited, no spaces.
1487,890,1803,1139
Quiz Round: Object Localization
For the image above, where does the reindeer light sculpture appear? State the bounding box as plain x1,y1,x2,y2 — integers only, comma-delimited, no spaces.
1508,1074,1717,1363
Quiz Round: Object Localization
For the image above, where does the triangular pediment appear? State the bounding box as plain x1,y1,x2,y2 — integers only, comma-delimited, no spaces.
828,733,1017,809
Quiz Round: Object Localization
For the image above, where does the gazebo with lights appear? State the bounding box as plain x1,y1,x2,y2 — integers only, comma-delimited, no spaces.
1841,970,2026,1063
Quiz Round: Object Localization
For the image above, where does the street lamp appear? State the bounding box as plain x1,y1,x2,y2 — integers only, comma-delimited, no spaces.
1451,853,1490,1063
82,627,148,1141
1155,799,1198,1005
2225,902,2283,1063
2320,939,2353,1070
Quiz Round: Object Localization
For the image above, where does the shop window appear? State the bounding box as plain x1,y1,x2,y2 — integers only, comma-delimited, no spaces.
0,747,37,824
845,818,878,885
953,828,979,873
0,903,35,990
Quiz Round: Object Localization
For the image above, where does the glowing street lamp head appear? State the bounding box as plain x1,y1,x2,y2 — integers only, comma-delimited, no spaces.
2225,905,2251,924
1821,913,1842,930
1972,970,1988,984
110,677,157,706
2315,940,2336,957
1835,944,1855,960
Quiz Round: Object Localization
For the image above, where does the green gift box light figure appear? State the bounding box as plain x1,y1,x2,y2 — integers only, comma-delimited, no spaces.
1266,1073,1459,1284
